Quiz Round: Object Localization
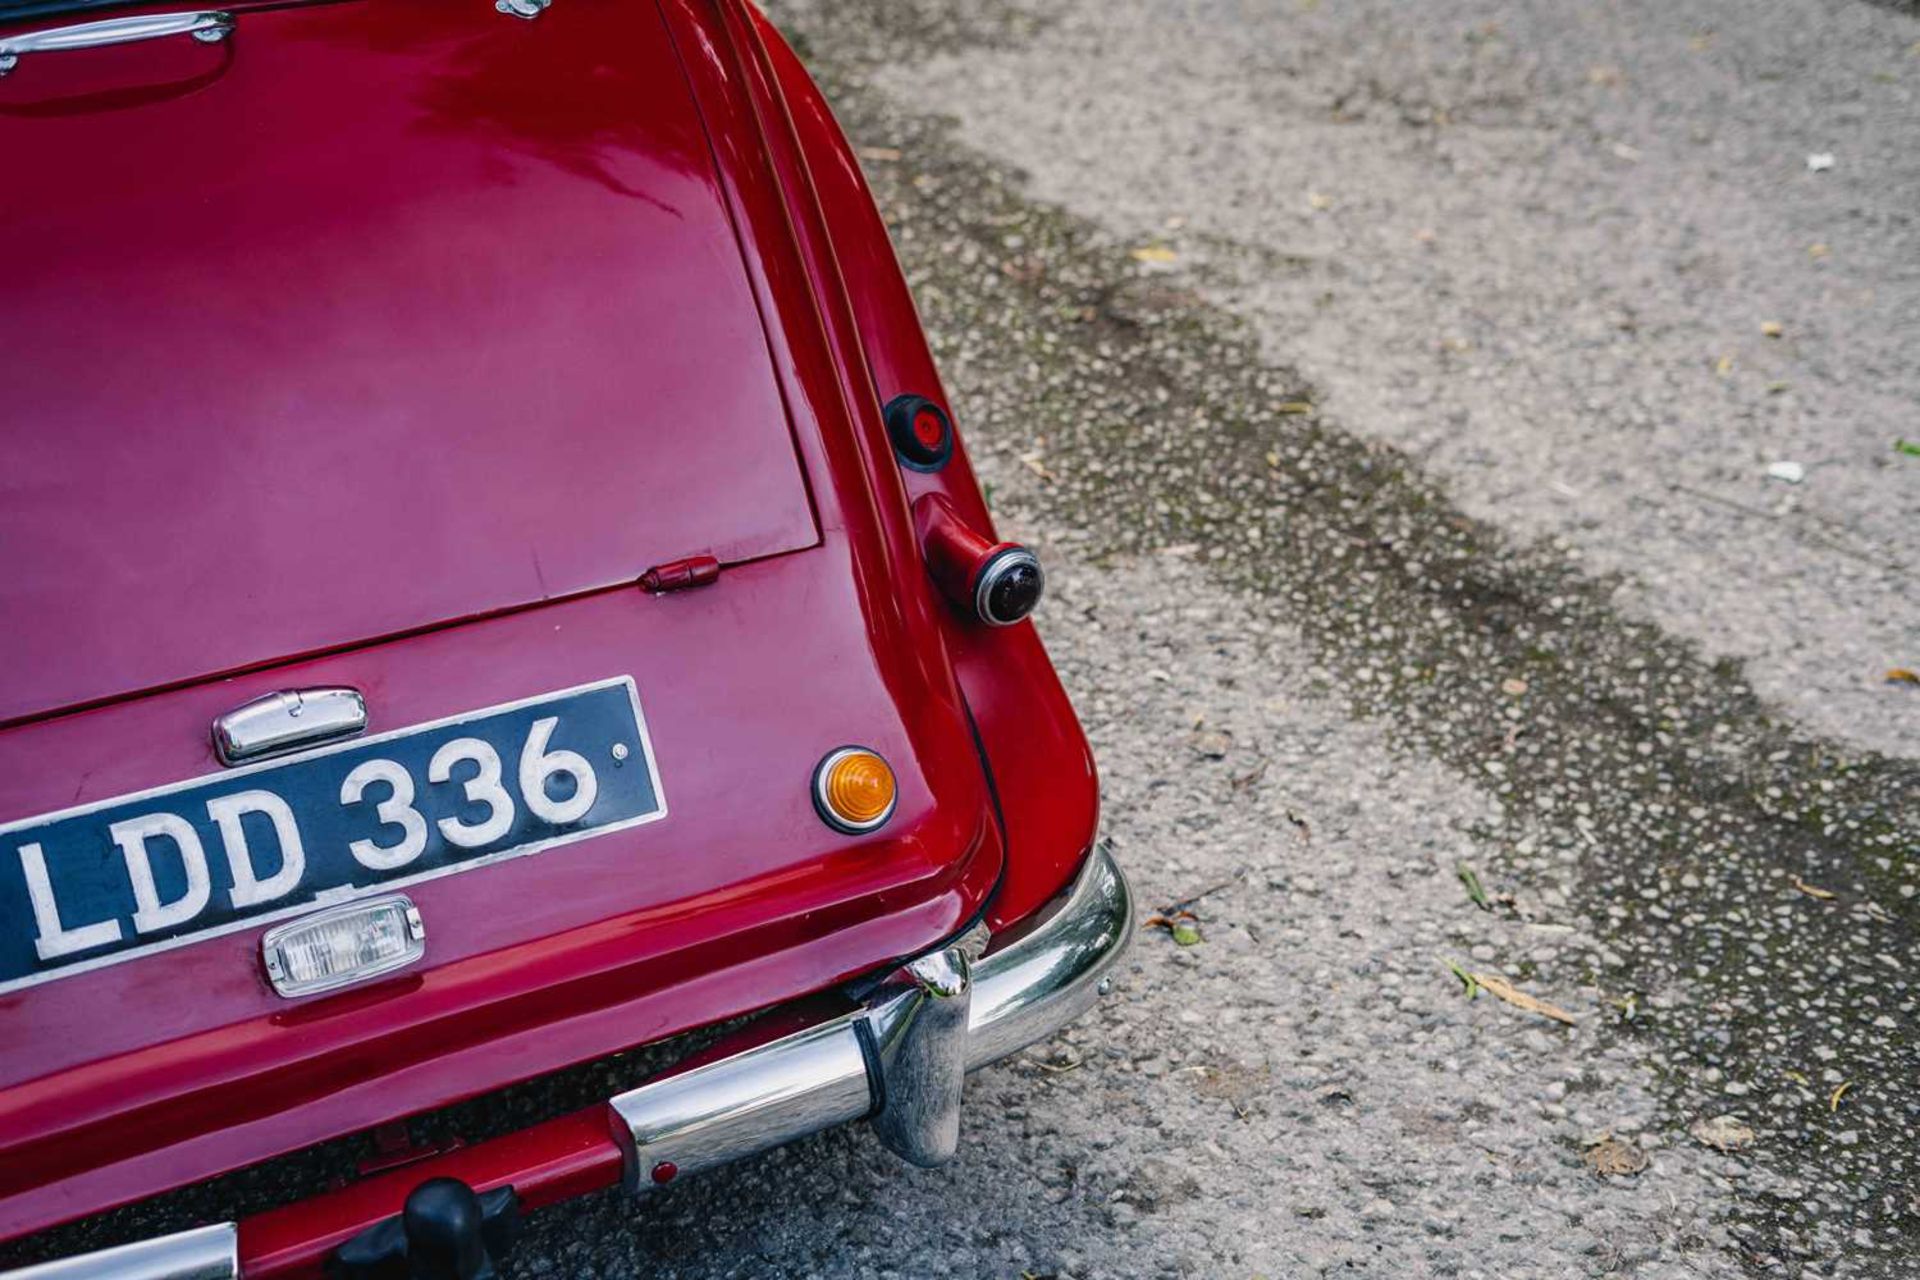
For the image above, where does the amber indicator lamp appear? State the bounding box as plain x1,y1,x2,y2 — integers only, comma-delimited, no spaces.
812,747,898,834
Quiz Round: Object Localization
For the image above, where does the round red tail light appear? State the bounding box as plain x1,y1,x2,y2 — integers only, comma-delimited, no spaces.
884,394,954,471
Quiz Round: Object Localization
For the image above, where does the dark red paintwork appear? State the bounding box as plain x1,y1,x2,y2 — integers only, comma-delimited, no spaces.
0,0,821,726
0,0,1096,1268
749,6,1098,929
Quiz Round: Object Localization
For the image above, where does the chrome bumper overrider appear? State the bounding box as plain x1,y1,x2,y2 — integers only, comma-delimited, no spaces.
1,845,1130,1278
609,841,1133,1180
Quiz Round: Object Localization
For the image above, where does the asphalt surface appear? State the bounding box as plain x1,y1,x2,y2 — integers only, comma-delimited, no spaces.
14,3,1912,1277
517,2,1919,1276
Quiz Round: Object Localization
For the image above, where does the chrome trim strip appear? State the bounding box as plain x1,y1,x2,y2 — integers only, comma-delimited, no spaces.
609,843,1131,1187
0,1223,237,1280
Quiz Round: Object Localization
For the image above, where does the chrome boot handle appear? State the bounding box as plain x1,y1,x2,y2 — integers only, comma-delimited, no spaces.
0,10,233,77
213,687,368,765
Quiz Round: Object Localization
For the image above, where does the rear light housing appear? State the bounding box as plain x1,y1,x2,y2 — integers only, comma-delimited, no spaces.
912,493,1044,627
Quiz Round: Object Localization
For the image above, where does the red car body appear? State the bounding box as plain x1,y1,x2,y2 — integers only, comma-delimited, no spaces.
0,0,1121,1273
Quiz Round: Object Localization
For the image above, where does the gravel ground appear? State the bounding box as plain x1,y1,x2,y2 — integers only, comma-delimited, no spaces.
512,563,1748,1279
875,0,1920,763
521,2,1919,1275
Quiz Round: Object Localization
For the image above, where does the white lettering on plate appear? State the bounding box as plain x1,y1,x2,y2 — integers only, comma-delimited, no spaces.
207,790,307,909
429,738,515,849
341,758,430,872
19,842,123,960
110,812,212,935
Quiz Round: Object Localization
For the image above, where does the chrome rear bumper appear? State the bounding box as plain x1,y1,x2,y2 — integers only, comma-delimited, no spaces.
1,845,1130,1278
610,841,1133,1181
1,1225,236,1280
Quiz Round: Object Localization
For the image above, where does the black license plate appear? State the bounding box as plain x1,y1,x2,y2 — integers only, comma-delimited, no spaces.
0,677,665,992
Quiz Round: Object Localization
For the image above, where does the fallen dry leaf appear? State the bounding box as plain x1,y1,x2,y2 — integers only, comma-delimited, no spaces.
1307,191,1333,211
1715,354,1735,377
1469,970,1578,1026
1760,320,1785,338
1790,875,1836,901
1831,1081,1852,1112
1018,451,1058,483
1273,401,1315,415
1691,1115,1757,1152
1808,242,1831,259
1000,256,1046,285
1886,668,1919,686
1229,759,1269,791
1188,730,1233,760
1501,677,1529,696
1583,1135,1648,1177
1129,245,1179,265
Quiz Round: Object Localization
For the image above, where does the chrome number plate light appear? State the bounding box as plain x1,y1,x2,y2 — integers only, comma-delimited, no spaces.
261,894,425,998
